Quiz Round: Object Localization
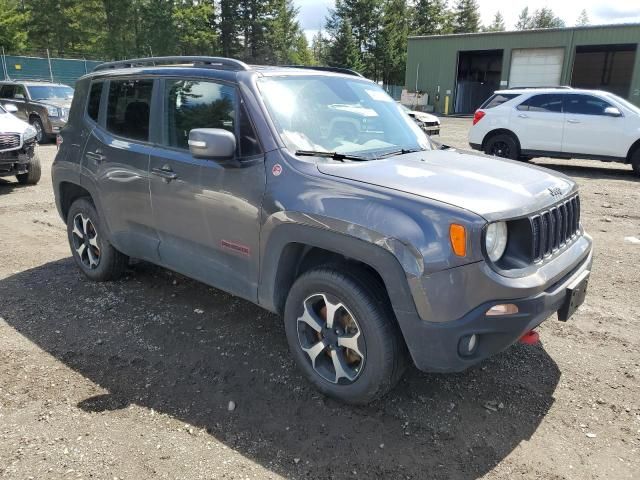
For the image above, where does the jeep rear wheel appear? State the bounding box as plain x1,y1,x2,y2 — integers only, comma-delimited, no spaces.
485,133,520,160
284,267,406,404
67,198,128,281
16,153,41,185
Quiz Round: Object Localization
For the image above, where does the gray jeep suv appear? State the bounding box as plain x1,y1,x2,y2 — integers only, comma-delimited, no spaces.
52,57,593,404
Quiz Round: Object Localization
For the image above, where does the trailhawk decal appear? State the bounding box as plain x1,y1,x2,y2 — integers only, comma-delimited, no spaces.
220,240,251,257
272,164,283,176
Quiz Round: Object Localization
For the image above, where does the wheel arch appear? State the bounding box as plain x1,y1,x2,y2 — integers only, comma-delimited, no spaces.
58,181,93,221
481,128,521,151
626,138,640,164
258,223,419,320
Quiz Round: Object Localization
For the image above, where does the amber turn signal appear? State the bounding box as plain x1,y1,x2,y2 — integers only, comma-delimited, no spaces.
449,223,467,257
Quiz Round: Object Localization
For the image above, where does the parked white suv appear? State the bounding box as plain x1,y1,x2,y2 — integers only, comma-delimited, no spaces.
468,87,640,176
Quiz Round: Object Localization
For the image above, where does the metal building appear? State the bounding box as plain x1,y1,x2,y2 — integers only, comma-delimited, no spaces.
405,23,640,114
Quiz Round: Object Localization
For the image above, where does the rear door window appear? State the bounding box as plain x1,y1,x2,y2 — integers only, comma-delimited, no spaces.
106,79,153,142
517,94,563,113
480,93,519,109
0,85,15,98
564,94,613,115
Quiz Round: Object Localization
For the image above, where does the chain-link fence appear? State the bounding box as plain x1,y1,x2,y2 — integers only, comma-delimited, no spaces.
1,50,104,86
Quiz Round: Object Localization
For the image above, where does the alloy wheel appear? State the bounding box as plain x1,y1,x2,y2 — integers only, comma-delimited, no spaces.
491,141,510,158
71,213,101,269
297,293,365,384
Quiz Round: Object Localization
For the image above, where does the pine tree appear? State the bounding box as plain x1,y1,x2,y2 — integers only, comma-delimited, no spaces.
452,0,481,34
327,19,364,72
173,0,217,56
377,0,408,84
219,0,243,58
0,0,28,52
484,12,505,32
530,8,565,29
576,9,589,27
412,0,452,36
515,7,532,30
311,30,328,65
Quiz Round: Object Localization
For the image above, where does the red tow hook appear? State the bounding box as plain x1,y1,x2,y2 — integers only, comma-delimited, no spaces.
519,330,539,345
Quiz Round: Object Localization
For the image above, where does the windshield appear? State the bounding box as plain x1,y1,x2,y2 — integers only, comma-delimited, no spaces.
604,92,640,115
258,76,431,158
27,85,74,101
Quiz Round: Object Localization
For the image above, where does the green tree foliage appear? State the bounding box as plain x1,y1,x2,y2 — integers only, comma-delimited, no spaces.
412,0,452,36
530,8,565,29
0,0,28,52
516,7,565,30
326,18,364,72
452,0,481,34
576,9,590,27
515,7,532,30
484,12,505,32
376,0,408,84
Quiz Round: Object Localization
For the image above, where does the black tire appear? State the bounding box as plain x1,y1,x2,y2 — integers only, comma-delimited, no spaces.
16,152,41,185
67,197,128,281
631,148,640,177
484,133,520,160
284,266,407,404
29,117,48,143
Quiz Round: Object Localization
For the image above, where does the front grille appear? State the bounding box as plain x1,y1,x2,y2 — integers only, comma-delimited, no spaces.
529,195,581,261
0,133,21,151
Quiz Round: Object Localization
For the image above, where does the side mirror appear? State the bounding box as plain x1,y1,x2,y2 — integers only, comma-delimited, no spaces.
604,106,622,117
188,128,236,160
3,103,18,113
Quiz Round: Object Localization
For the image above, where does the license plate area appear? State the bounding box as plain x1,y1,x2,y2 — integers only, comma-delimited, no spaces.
557,271,589,322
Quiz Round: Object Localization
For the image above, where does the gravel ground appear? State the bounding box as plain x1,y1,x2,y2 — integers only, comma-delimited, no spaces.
0,120,639,480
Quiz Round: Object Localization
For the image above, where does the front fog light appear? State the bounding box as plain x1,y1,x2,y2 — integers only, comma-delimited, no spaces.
485,221,508,262
458,334,478,356
486,304,519,316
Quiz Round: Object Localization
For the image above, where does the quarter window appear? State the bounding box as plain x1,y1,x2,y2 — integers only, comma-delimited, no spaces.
480,93,519,109
87,82,103,122
564,94,613,115
106,79,153,142
517,94,563,113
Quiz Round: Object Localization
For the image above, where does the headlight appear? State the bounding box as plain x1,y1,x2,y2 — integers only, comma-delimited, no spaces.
23,126,37,142
485,222,508,262
46,105,59,117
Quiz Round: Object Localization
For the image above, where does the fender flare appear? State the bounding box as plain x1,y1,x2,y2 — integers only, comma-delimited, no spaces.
258,221,421,319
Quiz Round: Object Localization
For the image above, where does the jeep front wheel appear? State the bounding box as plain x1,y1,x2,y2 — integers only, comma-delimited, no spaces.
284,267,406,404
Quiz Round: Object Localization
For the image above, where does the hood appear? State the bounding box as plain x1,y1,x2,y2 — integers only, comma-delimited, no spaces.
36,98,72,109
410,110,439,123
316,149,576,220
0,112,29,134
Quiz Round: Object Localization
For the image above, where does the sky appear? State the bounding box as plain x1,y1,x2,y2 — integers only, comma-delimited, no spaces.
296,0,640,40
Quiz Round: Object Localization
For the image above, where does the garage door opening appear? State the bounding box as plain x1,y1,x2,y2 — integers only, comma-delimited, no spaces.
509,48,565,88
571,44,637,97
454,49,503,114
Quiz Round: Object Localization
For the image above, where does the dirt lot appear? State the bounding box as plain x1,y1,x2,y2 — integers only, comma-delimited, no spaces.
1,119,639,480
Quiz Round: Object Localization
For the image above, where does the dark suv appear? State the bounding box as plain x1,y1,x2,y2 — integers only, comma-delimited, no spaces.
0,80,74,143
52,57,593,404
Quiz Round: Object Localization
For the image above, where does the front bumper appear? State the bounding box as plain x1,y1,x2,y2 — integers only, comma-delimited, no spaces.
399,235,593,372
0,142,36,177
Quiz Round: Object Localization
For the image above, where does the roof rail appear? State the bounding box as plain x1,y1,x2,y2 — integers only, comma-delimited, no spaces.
507,85,573,90
94,56,250,72
280,65,364,77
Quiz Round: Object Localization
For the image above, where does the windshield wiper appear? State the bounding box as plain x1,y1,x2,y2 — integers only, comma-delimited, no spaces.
374,148,427,159
295,150,368,162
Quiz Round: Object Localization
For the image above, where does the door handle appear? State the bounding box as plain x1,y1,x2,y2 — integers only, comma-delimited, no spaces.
517,113,529,119
151,165,178,181
567,119,581,124
86,149,106,163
